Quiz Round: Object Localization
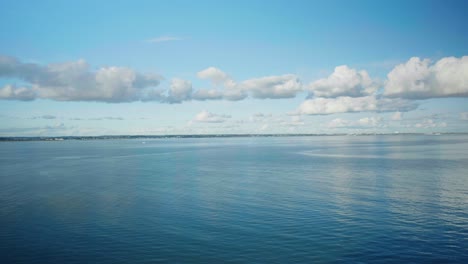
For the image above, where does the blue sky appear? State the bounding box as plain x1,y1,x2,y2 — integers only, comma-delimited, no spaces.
1,0,467,136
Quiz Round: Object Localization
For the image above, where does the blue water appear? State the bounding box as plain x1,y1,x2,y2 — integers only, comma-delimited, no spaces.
1,135,467,263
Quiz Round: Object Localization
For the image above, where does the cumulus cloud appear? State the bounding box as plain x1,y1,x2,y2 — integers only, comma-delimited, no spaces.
239,74,302,99
326,116,383,129
167,78,192,103
296,96,417,115
2,54,466,109
196,67,302,100
308,65,379,98
282,116,305,126
0,55,163,102
414,119,447,128
222,88,247,101
0,84,37,101
191,88,223,101
298,97,371,115
190,87,246,101
0,57,304,103
358,117,383,126
327,118,352,128
197,67,232,86
0,56,306,103
384,56,468,99
193,110,231,123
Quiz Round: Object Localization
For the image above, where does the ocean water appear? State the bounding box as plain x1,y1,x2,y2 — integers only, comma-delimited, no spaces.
1,135,467,263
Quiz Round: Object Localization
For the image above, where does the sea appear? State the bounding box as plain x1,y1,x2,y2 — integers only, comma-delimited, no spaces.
1,135,467,263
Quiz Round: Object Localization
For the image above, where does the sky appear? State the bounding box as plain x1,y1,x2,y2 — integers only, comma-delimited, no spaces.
0,0,467,136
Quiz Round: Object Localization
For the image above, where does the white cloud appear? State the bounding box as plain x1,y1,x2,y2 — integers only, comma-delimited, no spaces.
259,124,269,131
0,55,163,102
191,88,223,100
327,118,351,128
2,53,467,112
297,96,417,115
308,65,379,98
414,119,447,128
0,85,36,101
326,116,383,129
193,110,231,123
384,56,468,99
222,88,247,101
147,36,182,43
358,117,382,126
191,87,246,101
196,67,301,100
0,58,303,103
298,97,373,115
240,74,302,99
283,116,305,126
167,78,192,103
197,67,232,85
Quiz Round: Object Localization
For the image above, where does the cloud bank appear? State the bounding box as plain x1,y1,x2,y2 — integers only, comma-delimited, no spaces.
193,110,231,123
308,65,379,98
0,57,304,103
1,54,467,118
384,56,468,99
296,96,417,115
240,74,302,99
195,67,302,100
0,55,163,102
325,116,392,130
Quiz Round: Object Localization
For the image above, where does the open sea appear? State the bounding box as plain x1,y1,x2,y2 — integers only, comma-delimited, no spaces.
1,135,467,263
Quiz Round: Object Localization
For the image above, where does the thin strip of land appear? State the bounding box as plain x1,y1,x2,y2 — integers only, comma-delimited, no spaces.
1,133,466,141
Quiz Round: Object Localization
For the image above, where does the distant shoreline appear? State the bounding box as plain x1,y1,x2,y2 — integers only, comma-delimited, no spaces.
1,133,467,142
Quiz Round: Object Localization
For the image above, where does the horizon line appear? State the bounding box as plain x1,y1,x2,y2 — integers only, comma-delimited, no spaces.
1,132,467,142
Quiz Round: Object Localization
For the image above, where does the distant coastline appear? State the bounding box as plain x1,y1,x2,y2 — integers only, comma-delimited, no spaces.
1,133,466,142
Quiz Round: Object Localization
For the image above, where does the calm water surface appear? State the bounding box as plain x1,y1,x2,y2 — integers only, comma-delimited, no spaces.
1,135,467,263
